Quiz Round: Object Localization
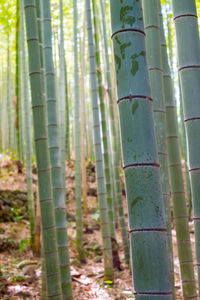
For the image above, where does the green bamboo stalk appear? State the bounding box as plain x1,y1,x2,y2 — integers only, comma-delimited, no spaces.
40,0,73,298
142,0,174,292
73,0,86,263
167,17,174,77
110,0,172,297
167,4,192,216
179,80,192,218
80,12,88,212
24,1,62,298
86,0,114,283
64,59,70,162
6,33,10,151
59,0,66,188
92,0,115,240
159,3,197,298
99,0,130,266
172,0,200,291
15,0,22,160
20,0,35,245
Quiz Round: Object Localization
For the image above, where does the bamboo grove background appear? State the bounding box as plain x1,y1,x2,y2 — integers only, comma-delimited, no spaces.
0,0,200,299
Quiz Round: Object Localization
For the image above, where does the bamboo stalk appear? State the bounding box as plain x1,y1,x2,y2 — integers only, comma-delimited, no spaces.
172,0,200,292
86,0,114,283
159,2,197,298
110,0,172,296
73,0,86,263
99,0,130,266
24,1,62,298
40,0,73,297
142,0,174,293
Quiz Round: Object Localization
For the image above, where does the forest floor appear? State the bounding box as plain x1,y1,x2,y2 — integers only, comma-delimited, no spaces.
0,154,198,299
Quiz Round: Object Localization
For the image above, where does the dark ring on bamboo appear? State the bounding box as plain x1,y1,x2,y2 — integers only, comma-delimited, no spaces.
38,168,51,173
163,74,171,78
134,291,172,296
44,225,55,230
179,65,200,72
169,163,182,168
123,162,160,170
184,117,200,123
166,105,176,108
145,25,160,30
29,71,41,75
149,67,163,72
117,94,153,104
129,228,167,233
27,38,38,42
163,193,170,196
193,217,200,220
53,187,64,191
111,28,145,39
167,136,178,139
181,261,194,264
40,198,52,203
48,124,58,127
173,14,197,21
55,207,66,211
34,137,47,142
49,146,59,150
47,99,56,103
158,152,168,156
32,104,44,109
153,110,166,114
45,250,57,255
45,72,54,76
44,46,52,50
171,191,185,194
24,5,36,9
189,168,200,172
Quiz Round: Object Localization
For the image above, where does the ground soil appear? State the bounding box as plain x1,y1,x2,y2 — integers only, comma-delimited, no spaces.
0,155,198,299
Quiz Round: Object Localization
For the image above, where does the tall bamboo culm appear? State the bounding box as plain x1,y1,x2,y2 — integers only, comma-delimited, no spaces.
142,0,174,293
73,0,86,263
172,0,200,292
91,0,115,240
110,0,172,297
86,0,113,283
24,0,62,298
59,0,66,188
80,12,87,212
15,0,21,160
20,0,35,247
99,0,130,267
159,3,197,299
39,0,73,298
